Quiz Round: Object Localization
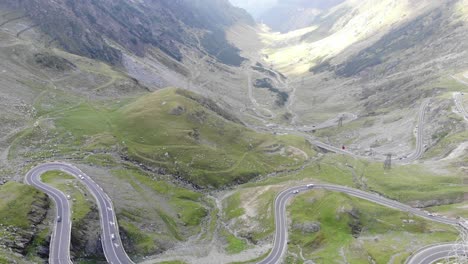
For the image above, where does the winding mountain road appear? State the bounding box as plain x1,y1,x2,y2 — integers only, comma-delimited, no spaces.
19,96,460,264
257,183,458,264
400,99,430,163
25,165,72,264
25,162,464,264
310,98,430,163
25,162,134,264
405,243,468,264
250,98,430,164
454,92,468,122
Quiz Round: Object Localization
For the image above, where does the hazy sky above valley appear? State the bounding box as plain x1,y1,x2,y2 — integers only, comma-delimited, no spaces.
229,0,344,19
229,0,278,18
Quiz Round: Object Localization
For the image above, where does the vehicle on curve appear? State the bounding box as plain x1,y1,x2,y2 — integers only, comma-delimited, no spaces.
111,233,115,240
292,190,299,194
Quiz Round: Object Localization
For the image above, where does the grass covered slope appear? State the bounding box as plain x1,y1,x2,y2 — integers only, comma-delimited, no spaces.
115,88,312,187
221,153,465,261
0,182,47,228
50,87,312,188
0,182,49,262
287,190,457,263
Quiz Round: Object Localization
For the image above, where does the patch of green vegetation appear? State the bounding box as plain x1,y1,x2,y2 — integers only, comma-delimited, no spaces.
26,227,50,256
41,171,93,222
243,159,353,189
77,260,104,264
0,182,48,262
224,192,245,220
116,206,178,256
315,117,376,139
230,154,465,243
250,189,277,242
427,76,468,93
113,172,183,241
222,229,248,254
114,88,311,187
119,221,157,255
222,186,279,243
84,153,117,167
8,127,35,160
155,261,187,264
0,182,46,228
288,190,457,263
57,104,112,137
426,130,468,158
0,250,29,264
82,133,118,152
291,155,465,203
428,202,468,218
31,87,312,188
113,169,207,227
33,88,84,117
228,250,271,264
201,206,219,241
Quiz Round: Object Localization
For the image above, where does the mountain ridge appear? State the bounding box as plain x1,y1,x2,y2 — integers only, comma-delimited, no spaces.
2,0,253,66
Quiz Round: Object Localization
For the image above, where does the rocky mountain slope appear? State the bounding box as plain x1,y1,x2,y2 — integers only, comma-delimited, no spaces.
263,0,468,160
3,0,253,66
0,2,311,261
0,182,50,262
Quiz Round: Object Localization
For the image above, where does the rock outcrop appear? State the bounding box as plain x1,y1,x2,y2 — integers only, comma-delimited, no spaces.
292,221,321,234
0,192,49,256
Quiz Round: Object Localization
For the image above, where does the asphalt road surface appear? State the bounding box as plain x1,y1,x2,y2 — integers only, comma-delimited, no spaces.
25,165,72,264
398,99,430,163
257,183,458,264
255,99,431,164
454,92,468,121
25,162,134,264
25,162,463,264
405,243,468,264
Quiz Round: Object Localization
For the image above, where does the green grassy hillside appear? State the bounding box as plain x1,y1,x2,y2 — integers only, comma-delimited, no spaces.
22,87,313,188
0,182,49,262
114,88,313,187
0,182,47,228
287,190,457,263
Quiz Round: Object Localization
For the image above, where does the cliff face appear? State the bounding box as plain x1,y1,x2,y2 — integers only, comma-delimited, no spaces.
0,183,50,259
4,0,253,66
